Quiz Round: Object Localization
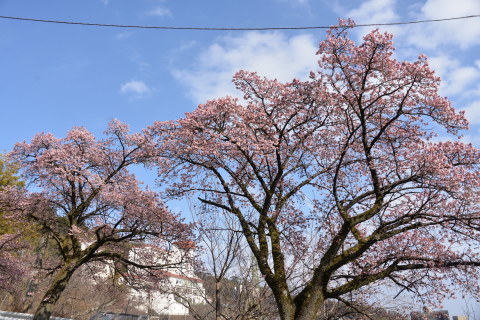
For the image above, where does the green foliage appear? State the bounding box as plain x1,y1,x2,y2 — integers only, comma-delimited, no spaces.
0,154,40,248
0,154,24,190
0,154,25,236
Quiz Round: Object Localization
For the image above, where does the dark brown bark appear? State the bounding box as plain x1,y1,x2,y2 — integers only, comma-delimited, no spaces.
265,279,325,320
32,263,78,320
294,290,325,320
271,287,296,320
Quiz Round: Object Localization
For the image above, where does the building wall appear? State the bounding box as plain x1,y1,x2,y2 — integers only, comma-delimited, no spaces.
131,276,205,316
128,245,206,316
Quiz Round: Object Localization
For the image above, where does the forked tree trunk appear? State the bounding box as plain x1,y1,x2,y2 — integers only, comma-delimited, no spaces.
278,305,296,320
274,289,296,320
274,288,325,320
294,298,325,320
32,264,78,320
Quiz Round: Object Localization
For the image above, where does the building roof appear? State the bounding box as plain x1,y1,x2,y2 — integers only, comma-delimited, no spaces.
159,270,203,283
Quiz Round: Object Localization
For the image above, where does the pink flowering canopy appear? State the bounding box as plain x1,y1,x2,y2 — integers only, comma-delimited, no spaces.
0,233,25,292
8,120,191,258
1,120,193,320
153,21,480,320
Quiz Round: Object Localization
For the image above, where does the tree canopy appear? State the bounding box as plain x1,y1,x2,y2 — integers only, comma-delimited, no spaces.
0,154,24,190
0,154,26,293
152,21,480,320
1,21,479,320
1,121,193,320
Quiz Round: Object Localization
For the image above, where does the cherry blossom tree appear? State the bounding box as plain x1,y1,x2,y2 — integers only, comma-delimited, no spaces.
187,209,277,320
152,21,480,320
0,155,27,296
1,120,193,320
0,233,25,295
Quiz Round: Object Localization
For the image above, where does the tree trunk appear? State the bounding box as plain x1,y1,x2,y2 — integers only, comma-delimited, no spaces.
32,264,77,320
215,282,222,320
272,286,325,320
272,289,296,320
293,290,325,320
294,302,324,320
277,303,296,320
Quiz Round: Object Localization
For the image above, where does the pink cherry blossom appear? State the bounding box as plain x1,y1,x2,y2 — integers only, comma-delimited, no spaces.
1,120,193,320
152,22,480,320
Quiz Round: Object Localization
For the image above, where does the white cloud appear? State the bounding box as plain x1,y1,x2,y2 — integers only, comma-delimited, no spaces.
176,41,197,52
427,55,458,79
115,32,132,40
335,1,480,105
131,51,151,71
406,0,480,49
346,0,398,23
120,80,150,95
276,0,310,6
428,56,480,141
172,32,319,103
443,66,479,97
462,100,480,126
428,55,480,97
343,0,401,37
336,0,480,50
331,0,480,149
147,6,173,18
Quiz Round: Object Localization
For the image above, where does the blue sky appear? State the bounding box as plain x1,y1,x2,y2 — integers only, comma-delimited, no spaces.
0,0,479,148
1,0,480,316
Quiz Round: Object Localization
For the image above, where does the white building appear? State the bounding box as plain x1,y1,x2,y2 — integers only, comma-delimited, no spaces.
131,271,205,316
127,243,206,316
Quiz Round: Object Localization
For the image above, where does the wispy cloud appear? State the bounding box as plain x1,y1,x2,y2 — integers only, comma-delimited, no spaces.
100,0,109,5
115,32,132,40
334,0,480,114
172,32,318,103
340,0,480,50
120,80,151,95
342,0,401,37
462,100,480,126
276,0,310,6
147,6,173,18
428,55,480,97
406,0,480,50
131,51,151,72
346,0,398,23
